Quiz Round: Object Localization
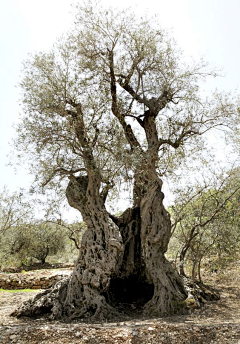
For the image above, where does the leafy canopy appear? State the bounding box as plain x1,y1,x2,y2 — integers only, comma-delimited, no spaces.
15,2,239,202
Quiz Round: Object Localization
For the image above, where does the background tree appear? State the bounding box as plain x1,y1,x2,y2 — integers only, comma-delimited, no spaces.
25,221,68,264
0,188,34,267
0,187,33,236
0,221,69,267
169,167,240,281
0,187,79,268
13,2,239,320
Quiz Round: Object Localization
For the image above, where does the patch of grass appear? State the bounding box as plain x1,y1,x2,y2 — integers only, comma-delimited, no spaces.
0,288,39,293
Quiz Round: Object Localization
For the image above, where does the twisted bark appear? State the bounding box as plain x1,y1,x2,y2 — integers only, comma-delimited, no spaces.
13,169,218,320
133,163,187,316
62,174,124,320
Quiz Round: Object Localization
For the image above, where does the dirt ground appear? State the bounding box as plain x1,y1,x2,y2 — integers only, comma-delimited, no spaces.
0,270,239,344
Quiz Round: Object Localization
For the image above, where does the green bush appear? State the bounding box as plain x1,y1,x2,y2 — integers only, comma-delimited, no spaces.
0,221,79,268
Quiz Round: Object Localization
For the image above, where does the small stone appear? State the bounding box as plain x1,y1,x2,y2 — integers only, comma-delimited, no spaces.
10,334,17,340
148,327,154,331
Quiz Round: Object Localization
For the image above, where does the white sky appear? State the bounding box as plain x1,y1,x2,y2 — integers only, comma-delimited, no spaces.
1,0,240,194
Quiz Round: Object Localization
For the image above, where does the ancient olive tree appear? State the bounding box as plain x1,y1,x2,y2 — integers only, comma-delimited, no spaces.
13,3,239,320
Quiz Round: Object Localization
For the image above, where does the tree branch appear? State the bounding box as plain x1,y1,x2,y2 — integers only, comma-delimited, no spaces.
41,167,87,188
108,49,141,149
158,129,199,149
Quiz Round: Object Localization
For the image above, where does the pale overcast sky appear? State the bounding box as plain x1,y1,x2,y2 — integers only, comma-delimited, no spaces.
1,0,240,192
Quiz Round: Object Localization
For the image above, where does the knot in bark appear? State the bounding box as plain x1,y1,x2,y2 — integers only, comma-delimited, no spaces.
66,175,88,208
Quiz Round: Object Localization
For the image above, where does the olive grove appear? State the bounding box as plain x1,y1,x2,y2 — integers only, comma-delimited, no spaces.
12,3,239,320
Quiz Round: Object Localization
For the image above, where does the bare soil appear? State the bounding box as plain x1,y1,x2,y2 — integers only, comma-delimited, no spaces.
0,269,239,343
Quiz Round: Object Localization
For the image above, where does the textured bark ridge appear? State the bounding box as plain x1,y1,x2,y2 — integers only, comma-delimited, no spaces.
63,175,125,320
137,167,187,316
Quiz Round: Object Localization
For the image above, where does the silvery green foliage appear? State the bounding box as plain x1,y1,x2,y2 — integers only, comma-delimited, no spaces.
15,2,239,201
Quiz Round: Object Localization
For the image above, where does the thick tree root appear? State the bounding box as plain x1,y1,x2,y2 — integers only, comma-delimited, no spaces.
11,276,120,321
11,277,69,319
11,273,220,321
182,276,220,310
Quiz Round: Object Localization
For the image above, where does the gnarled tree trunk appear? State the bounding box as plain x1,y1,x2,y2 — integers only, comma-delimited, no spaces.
138,169,187,316
62,173,125,320
12,169,188,320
